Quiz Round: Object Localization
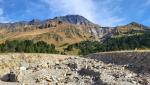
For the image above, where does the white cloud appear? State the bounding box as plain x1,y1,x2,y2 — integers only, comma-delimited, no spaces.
43,0,95,21
42,0,125,26
93,0,125,26
0,8,11,23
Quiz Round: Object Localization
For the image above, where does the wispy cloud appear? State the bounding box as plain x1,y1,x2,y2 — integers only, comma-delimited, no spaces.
144,0,150,6
92,0,125,26
0,8,3,15
0,8,11,23
42,0,125,26
42,0,95,21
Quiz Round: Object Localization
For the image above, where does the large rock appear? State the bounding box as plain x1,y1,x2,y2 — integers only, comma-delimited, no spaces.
1,71,17,82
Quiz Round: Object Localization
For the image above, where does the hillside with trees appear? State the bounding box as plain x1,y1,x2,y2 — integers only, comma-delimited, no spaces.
0,30,149,55
0,40,59,54
65,31,150,55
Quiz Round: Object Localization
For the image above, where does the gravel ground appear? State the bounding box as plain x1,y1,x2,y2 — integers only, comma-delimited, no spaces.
0,52,149,85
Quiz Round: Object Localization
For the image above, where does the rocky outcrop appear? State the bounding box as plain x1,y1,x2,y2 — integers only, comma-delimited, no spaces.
53,15,95,25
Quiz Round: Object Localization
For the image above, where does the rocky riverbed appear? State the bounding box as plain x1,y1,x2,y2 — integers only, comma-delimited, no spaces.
0,51,150,85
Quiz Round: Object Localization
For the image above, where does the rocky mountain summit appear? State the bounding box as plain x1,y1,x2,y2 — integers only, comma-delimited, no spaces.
0,15,97,30
53,15,95,25
0,51,150,85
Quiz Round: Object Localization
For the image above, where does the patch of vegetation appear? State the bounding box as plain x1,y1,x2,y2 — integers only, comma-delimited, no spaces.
0,31,150,55
65,31,150,55
64,41,105,55
114,29,146,35
0,40,59,53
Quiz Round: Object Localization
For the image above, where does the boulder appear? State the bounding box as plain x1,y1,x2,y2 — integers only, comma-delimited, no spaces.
1,71,17,82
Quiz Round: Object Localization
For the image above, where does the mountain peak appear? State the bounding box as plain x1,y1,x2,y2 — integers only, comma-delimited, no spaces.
52,15,94,25
127,22,150,30
115,22,150,33
127,22,142,26
29,19,41,25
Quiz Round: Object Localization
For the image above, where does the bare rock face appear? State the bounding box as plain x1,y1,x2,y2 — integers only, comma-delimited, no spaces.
0,52,150,85
53,15,94,25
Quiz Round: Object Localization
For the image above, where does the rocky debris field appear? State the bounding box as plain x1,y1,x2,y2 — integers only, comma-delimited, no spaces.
0,52,150,85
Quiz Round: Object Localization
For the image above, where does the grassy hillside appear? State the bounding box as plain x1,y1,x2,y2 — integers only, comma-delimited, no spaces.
0,30,149,55
65,31,150,55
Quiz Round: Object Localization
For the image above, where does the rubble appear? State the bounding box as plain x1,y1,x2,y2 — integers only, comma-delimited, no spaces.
0,53,150,85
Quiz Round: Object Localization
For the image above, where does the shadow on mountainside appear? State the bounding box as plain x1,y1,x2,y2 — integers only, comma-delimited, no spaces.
86,51,150,74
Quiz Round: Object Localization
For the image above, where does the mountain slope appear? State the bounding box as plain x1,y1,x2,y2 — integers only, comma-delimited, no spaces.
114,22,150,34
64,22,150,55
0,15,106,46
0,15,150,54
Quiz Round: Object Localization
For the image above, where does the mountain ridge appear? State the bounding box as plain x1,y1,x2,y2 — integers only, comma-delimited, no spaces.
0,15,149,48
0,15,96,26
1,15,149,27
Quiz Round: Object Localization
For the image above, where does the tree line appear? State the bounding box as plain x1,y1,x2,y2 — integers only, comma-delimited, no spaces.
65,31,150,55
0,40,59,53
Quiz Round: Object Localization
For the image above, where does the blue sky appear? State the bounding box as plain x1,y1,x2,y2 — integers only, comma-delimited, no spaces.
0,0,150,26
